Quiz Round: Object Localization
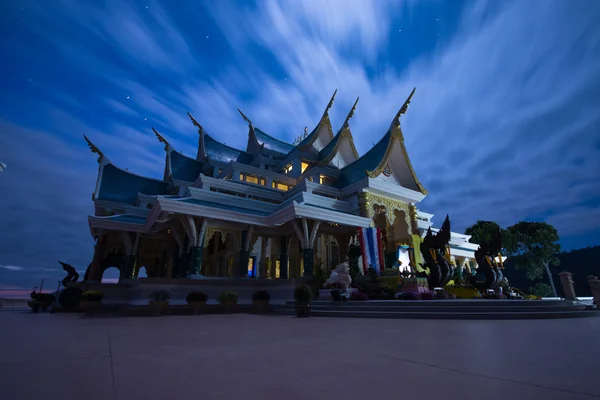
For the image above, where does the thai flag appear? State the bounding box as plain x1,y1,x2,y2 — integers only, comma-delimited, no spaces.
357,227,385,275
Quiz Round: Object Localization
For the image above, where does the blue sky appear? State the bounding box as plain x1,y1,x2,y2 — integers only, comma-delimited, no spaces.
1,0,599,290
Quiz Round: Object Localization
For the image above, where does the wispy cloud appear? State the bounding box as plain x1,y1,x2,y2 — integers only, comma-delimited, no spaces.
0,0,599,288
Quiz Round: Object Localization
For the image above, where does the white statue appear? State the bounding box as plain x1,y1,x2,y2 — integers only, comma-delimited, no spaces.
324,262,352,290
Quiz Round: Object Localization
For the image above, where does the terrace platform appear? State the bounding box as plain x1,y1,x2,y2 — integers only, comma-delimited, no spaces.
1,311,599,400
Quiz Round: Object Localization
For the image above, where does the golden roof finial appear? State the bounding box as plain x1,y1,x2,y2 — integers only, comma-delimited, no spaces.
324,89,337,116
393,87,416,126
341,97,360,129
152,127,170,151
83,134,107,164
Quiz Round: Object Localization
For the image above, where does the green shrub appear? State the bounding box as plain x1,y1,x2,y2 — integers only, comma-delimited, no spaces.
294,284,311,304
186,291,208,302
219,290,238,303
82,291,103,302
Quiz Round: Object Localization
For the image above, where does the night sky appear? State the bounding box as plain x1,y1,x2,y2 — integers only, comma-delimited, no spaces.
1,0,599,291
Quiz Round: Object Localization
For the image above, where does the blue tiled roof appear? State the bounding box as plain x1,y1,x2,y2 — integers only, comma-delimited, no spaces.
254,127,295,155
181,198,270,216
109,215,147,224
318,130,342,161
204,134,254,164
170,150,204,182
97,164,170,205
334,130,391,188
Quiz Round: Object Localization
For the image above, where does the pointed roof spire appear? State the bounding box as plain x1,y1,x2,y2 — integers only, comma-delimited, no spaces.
341,97,359,130
83,135,110,164
238,109,263,153
238,109,253,128
187,112,206,161
323,89,337,117
390,87,416,132
152,127,171,151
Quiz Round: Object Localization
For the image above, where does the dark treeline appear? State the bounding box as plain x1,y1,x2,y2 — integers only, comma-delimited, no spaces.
504,246,600,297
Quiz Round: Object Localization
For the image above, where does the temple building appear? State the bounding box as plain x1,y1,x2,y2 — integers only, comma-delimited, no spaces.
83,89,481,282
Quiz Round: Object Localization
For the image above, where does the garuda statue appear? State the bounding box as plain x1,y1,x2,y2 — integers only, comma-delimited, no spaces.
468,228,504,291
419,215,454,288
59,261,80,288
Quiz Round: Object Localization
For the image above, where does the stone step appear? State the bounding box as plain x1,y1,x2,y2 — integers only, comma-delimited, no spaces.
273,307,600,320
285,304,589,313
288,300,578,308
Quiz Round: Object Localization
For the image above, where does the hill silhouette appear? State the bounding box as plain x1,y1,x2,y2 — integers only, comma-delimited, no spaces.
503,246,600,297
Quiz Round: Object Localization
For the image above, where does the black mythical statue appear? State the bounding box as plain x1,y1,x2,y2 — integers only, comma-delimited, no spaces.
419,215,454,288
59,261,80,288
434,215,454,287
469,229,504,291
419,228,441,286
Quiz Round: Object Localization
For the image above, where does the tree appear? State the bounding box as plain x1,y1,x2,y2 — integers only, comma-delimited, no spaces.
465,220,503,247
504,221,561,297
529,282,554,297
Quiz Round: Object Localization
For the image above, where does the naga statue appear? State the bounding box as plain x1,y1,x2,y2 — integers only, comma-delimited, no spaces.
59,261,80,288
434,215,454,287
419,215,454,288
468,228,504,291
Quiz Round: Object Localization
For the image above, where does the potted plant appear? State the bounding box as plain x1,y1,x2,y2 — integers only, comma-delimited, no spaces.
80,290,104,313
219,290,238,313
252,290,271,313
149,290,171,316
294,284,311,318
186,291,208,314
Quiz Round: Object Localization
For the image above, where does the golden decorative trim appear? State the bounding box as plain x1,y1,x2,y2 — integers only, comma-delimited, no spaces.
297,91,337,151
203,226,218,247
363,192,412,232
318,128,360,166
364,88,427,195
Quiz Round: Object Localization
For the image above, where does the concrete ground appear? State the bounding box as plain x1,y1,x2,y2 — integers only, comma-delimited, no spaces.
1,312,599,400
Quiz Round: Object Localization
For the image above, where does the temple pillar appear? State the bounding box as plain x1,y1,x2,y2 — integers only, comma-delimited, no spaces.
238,230,250,277
187,219,208,278
302,248,314,277
259,237,268,278
558,271,577,300
87,235,107,282
280,236,288,279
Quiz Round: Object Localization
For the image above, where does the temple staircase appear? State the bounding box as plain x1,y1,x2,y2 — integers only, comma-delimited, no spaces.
273,299,599,320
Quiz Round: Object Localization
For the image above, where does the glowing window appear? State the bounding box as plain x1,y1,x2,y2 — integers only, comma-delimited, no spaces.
283,164,293,173
301,162,309,173
245,175,259,184
319,175,326,185
273,182,289,191
275,259,280,278
239,173,244,181
260,178,266,186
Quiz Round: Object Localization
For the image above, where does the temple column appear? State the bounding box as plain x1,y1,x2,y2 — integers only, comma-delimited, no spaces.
87,235,107,282
279,236,288,279
238,226,254,277
292,218,320,277
187,219,208,278
259,237,268,278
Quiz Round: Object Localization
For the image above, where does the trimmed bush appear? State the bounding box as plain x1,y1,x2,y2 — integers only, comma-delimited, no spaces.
81,291,104,302
186,291,208,303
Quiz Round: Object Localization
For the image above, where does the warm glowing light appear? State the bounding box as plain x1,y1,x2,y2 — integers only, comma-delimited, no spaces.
301,161,309,173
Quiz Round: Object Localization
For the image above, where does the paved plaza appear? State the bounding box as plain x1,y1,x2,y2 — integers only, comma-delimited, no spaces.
1,311,599,400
